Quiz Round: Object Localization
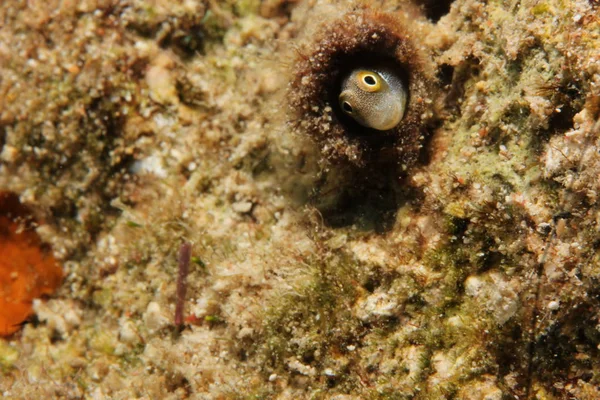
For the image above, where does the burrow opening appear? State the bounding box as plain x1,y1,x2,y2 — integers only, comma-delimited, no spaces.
415,0,455,22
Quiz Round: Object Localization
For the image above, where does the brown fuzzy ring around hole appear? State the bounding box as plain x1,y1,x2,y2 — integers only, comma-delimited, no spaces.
289,9,438,169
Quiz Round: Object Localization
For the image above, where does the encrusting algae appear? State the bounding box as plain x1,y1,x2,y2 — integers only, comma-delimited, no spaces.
0,193,62,337
0,0,600,398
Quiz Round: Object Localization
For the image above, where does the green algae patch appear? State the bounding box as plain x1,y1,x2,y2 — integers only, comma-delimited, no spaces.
0,341,19,374
233,0,262,16
89,330,117,356
532,3,552,16
260,255,365,391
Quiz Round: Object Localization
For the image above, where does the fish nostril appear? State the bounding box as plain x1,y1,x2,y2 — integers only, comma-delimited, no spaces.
342,101,353,113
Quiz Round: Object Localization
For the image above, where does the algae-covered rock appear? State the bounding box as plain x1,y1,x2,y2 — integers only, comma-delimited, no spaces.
1,0,599,398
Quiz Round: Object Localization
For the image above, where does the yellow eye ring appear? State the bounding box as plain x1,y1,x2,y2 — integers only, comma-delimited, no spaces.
356,70,382,92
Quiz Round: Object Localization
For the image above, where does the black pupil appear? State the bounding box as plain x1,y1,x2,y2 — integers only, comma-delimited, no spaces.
364,75,376,85
343,102,353,113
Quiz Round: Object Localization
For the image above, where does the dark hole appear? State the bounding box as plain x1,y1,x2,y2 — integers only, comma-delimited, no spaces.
366,364,377,374
415,0,455,22
342,102,353,113
437,64,454,88
547,103,578,133
326,375,338,388
364,75,376,86
0,124,6,152
407,294,426,308
166,374,191,395
448,217,469,237
363,276,381,293
49,329,64,344
531,78,584,155
302,351,315,364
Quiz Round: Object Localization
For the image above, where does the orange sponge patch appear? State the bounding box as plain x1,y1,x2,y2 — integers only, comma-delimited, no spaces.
0,193,63,336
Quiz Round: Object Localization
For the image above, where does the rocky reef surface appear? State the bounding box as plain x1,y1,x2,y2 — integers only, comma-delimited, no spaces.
0,0,599,398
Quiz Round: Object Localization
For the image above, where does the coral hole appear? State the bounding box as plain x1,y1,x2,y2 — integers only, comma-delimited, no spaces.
415,0,455,22
289,9,437,166
289,9,439,231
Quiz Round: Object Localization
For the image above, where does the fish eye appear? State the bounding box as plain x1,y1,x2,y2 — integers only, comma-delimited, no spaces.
363,75,377,86
356,71,382,92
342,101,353,113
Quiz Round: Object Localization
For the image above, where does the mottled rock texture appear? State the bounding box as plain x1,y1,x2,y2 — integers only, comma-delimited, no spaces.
1,0,599,398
